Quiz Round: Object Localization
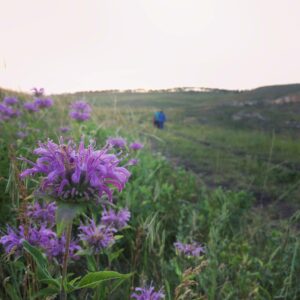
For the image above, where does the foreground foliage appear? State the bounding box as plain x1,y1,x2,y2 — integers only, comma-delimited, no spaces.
0,89,299,299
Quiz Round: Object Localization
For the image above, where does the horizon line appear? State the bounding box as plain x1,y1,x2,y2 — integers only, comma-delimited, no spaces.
1,82,300,96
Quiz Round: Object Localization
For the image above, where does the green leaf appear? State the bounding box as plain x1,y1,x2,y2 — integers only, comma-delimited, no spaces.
86,255,97,272
76,271,132,289
76,248,93,256
108,249,124,265
32,287,59,299
23,240,47,268
3,283,21,300
65,276,81,293
22,240,51,280
39,278,61,290
56,202,86,236
114,234,124,240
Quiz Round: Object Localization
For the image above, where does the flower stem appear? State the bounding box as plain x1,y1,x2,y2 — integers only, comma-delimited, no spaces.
61,222,73,300
96,254,100,271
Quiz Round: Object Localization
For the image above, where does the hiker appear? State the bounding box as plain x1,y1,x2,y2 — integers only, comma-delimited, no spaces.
158,110,166,129
153,111,160,128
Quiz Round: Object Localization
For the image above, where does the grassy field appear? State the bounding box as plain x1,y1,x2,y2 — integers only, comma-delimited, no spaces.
56,85,300,211
0,84,299,299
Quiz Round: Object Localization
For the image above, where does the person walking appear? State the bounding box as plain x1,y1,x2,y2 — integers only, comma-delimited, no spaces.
158,110,166,129
153,111,160,128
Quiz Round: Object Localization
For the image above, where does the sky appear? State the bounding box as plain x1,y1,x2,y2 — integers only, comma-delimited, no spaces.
0,0,300,93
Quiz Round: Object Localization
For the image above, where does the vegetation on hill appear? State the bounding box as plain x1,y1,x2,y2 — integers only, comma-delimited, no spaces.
0,84,299,299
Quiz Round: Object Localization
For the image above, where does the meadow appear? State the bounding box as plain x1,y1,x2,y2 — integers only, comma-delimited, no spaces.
0,85,299,299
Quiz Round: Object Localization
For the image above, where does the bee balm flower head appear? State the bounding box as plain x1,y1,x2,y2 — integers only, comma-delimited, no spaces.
69,100,92,121
20,138,131,203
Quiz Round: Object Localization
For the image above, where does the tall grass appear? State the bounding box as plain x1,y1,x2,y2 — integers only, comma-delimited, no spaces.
0,91,299,299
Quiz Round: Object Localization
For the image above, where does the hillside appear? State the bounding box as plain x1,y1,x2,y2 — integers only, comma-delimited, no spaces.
0,84,299,299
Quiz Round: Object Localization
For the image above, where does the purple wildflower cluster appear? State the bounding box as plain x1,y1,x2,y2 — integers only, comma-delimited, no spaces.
45,234,80,262
20,138,131,203
107,137,127,149
0,225,80,261
106,138,142,168
79,220,116,253
131,285,165,300
59,126,70,133
101,207,130,230
0,97,21,121
27,88,53,111
0,201,80,261
0,225,54,256
174,241,205,257
107,138,144,151
23,102,39,112
130,142,144,151
69,101,91,121
79,207,130,253
0,88,53,118
0,202,131,259
26,201,57,225
34,98,53,109
4,97,18,105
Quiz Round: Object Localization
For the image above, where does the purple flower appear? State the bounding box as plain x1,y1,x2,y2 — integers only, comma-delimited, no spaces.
45,234,80,261
107,137,127,149
0,225,56,256
59,126,70,133
24,102,39,112
0,103,21,120
0,223,80,262
26,201,57,226
174,241,205,257
34,98,53,109
101,207,130,230
69,101,91,121
4,97,18,106
28,225,57,248
32,87,45,97
130,142,144,151
79,219,116,253
20,138,131,202
131,285,165,300
0,226,24,255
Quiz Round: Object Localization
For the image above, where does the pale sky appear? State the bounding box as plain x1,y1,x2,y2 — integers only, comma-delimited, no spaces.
1,0,299,93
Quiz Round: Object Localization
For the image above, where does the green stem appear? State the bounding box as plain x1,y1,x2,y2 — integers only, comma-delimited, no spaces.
96,254,100,271
60,223,73,300
94,254,100,300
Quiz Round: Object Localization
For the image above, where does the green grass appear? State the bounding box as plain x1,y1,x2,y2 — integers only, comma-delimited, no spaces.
62,86,300,211
0,84,299,299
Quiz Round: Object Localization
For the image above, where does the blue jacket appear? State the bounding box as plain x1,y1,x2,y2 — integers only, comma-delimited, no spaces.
154,111,160,121
158,111,166,122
